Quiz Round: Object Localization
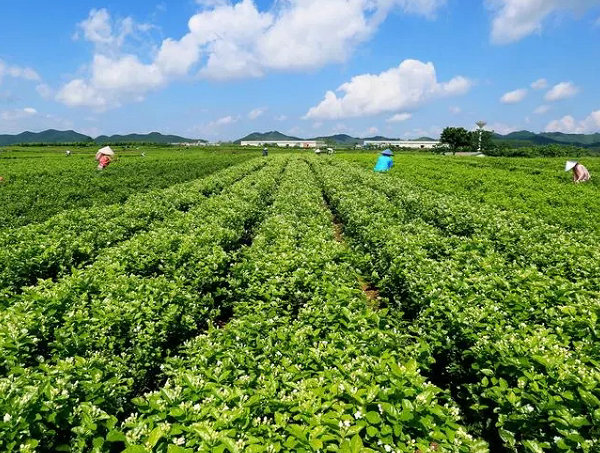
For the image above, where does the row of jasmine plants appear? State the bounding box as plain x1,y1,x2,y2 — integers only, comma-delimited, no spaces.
104,159,488,452
0,159,265,303
0,158,286,452
313,157,600,452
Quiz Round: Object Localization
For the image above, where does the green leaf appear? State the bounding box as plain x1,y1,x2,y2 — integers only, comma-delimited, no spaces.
365,411,381,425
107,430,127,442
350,434,363,453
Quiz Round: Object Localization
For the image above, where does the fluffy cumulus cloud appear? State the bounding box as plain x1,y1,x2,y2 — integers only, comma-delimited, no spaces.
500,88,527,104
544,82,579,101
545,110,600,133
488,0,600,44
57,1,447,109
304,59,471,120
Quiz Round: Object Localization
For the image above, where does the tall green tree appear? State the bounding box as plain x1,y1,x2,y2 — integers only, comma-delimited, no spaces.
440,127,471,154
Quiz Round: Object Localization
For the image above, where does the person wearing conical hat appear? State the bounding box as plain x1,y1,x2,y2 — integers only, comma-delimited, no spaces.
565,161,590,183
96,146,115,170
374,149,394,172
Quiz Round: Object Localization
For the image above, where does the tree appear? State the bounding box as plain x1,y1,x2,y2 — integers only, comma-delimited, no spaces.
440,127,471,154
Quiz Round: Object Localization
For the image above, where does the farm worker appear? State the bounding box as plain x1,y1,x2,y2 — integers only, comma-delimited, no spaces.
565,161,590,183
262,147,268,157
96,146,115,171
327,147,334,155
315,148,322,155
374,149,394,172
65,150,72,157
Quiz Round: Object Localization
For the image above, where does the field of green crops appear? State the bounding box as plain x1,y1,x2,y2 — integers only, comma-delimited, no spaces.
1,148,599,452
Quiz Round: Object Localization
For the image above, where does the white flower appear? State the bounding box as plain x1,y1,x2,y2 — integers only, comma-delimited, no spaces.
384,445,392,452
354,410,363,419
3,414,11,423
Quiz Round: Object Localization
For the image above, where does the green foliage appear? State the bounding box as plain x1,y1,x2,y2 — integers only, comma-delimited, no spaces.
0,147,253,229
486,144,596,157
440,127,472,153
2,151,599,451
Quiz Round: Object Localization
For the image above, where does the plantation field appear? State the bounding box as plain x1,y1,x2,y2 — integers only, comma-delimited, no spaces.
1,149,599,452
0,146,254,229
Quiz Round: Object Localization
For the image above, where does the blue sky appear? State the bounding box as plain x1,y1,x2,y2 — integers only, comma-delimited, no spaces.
1,0,599,140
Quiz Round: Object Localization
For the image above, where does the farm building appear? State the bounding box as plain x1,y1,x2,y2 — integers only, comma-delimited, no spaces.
364,140,440,149
241,140,326,148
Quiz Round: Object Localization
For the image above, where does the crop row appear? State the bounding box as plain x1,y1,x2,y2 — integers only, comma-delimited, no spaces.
326,159,600,353
0,159,265,303
0,158,286,452
0,151,253,229
105,159,488,452
342,154,600,234
313,158,600,451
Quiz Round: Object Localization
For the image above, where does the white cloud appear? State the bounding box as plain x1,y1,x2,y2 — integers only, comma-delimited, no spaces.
545,81,579,101
56,54,165,109
545,110,600,133
274,114,288,121
57,1,448,109
0,107,38,121
387,112,412,122
449,106,461,114
212,115,238,126
533,105,550,114
488,0,600,44
0,59,40,84
76,9,153,55
248,107,266,119
500,88,527,104
530,78,548,90
304,59,471,120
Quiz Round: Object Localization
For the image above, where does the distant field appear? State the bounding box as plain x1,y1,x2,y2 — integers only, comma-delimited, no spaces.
0,146,255,229
0,150,598,452
342,152,600,233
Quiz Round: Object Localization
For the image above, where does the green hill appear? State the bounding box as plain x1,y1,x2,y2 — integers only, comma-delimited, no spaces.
0,130,202,146
236,131,302,144
95,132,202,144
0,129,93,145
493,130,600,148
311,134,361,145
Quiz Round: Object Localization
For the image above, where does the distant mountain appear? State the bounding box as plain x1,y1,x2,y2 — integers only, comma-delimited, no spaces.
310,134,361,145
95,132,202,144
493,130,600,148
237,131,440,146
0,129,93,146
236,131,302,144
0,129,202,146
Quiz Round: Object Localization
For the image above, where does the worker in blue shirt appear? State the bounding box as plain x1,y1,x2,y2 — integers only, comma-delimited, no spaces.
374,149,393,172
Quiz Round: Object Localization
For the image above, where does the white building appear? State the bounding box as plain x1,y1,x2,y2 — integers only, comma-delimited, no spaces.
363,140,440,149
241,140,325,148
